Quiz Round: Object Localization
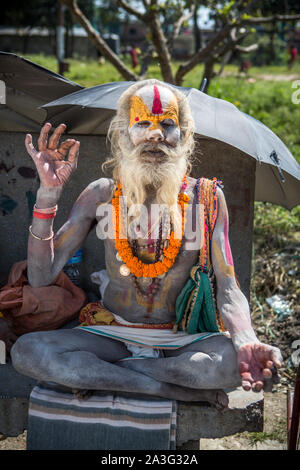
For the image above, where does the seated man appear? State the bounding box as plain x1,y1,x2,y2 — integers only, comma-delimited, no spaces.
11,79,282,409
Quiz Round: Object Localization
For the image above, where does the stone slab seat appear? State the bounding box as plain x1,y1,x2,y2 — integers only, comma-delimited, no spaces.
0,360,263,449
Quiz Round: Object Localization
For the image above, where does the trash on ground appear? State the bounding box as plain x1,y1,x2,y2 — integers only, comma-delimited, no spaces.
266,295,293,321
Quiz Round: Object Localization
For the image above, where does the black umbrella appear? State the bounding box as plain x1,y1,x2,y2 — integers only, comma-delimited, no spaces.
0,52,83,132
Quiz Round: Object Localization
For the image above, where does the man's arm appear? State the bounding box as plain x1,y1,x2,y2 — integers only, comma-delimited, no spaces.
211,187,282,391
211,187,258,349
28,179,110,287
25,122,112,287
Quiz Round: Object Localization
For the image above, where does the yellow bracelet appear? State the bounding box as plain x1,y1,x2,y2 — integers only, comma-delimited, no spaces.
29,225,54,241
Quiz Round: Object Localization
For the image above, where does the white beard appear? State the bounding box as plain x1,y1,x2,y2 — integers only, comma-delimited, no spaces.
118,141,188,237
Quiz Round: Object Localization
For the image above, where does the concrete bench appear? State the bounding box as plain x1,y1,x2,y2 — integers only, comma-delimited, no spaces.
0,360,263,450
176,387,263,449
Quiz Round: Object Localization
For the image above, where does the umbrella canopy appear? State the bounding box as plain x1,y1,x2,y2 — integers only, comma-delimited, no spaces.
42,81,300,210
0,52,83,132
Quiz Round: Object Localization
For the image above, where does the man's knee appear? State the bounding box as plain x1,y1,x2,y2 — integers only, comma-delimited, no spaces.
191,337,240,383
11,331,55,374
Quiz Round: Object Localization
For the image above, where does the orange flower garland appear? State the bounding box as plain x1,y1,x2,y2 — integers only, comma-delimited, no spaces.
112,179,189,278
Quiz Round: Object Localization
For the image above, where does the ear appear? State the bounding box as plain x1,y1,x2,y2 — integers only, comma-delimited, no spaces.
181,128,190,143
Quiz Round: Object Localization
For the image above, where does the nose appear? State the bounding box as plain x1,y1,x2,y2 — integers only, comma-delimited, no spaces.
147,127,164,142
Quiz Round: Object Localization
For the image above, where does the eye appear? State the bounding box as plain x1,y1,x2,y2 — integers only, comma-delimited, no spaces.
160,119,176,127
137,120,151,127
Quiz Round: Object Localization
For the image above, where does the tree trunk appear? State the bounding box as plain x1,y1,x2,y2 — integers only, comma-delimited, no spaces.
217,50,233,76
139,44,154,78
22,32,31,55
268,21,277,64
148,12,175,84
193,6,202,53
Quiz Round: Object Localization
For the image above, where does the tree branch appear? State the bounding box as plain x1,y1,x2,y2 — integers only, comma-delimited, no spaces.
148,9,175,83
175,22,234,85
117,0,174,83
234,43,258,52
241,13,300,25
117,0,146,21
168,4,195,51
58,0,138,81
174,0,291,85
214,29,252,59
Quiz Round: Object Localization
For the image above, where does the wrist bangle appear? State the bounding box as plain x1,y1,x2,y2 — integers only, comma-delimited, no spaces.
29,225,54,241
33,211,56,219
33,204,58,214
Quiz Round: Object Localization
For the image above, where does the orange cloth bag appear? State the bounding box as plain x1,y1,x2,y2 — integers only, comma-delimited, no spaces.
0,260,86,335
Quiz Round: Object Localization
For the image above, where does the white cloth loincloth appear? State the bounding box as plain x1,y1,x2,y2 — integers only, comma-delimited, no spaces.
76,310,229,354
84,269,229,358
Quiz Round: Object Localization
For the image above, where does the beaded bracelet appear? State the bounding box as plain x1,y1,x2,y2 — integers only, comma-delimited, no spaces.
29,225,54,241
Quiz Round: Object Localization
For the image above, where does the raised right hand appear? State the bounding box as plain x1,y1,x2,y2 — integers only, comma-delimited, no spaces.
25,122,80,188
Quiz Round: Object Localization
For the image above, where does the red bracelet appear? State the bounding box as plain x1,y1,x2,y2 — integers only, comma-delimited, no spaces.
33,211,56,219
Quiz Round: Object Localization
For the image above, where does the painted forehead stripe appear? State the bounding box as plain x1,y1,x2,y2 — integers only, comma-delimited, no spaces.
152,85,163,115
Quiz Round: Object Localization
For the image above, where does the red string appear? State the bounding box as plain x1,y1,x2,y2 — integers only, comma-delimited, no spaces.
33,211,56,219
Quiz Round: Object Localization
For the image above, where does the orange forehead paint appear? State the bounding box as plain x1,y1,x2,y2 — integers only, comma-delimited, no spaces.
129,86,179,129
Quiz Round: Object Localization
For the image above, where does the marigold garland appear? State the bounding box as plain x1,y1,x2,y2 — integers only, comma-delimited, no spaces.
112,178,189,278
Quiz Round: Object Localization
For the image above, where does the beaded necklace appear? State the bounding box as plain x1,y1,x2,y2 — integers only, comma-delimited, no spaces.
112,176,189,280
130,221,163,314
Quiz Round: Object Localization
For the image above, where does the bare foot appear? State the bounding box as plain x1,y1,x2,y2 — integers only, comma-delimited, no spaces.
160,382,229,410
72,389,94,400
215,390,229,410
191,389,229,411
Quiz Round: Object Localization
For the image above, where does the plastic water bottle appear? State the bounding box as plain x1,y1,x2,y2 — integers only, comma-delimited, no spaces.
63,249,83,286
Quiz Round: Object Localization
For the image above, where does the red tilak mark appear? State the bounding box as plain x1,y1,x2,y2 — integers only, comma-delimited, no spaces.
152,85,163,114
135,117,140,121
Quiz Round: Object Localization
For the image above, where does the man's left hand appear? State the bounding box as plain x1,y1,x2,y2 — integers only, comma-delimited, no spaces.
238,342,282,392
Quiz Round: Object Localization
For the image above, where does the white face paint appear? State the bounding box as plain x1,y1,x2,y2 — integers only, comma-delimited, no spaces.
117,83,190,233
128,85,181,156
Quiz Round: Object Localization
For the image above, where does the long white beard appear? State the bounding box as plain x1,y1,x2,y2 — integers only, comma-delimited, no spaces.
118,142,188,237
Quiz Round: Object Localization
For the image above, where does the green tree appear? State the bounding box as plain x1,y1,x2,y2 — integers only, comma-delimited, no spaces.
59,0,300,89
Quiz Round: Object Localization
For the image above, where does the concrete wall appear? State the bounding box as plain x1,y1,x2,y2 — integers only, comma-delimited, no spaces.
0,33,99,59
0,131,256,299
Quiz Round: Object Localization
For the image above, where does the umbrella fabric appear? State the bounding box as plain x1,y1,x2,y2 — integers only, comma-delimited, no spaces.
0,52,83,132
42,81,134,134
42,81,300,210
